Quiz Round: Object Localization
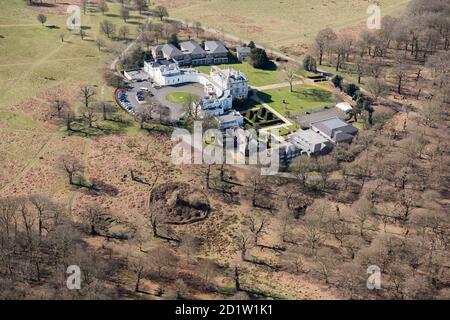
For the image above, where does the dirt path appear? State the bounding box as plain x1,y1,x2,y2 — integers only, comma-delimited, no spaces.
252,80,304,91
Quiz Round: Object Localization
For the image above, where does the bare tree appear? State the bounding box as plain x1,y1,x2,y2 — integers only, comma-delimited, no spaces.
244,215,269,246
193,21,204,38
100,20,116,39
29,195,57,238
393,53,409,94
97,0,109,15
98,101,114,121
199,259,217,289
153,6,169,21
315,28,337,65
81,0,88,14
120,6,130,22
134,0,147,15
179,234,198,264
80,86,96,127
60,156,84,185
37,14,47,26
148,245,175,277
366,77,389,102
353,197,374,238
129,254,149,292
140,30,154,50
237,229,254,261
95,37,106,51
52,98,67,118
118,25,130,41
282,63,299,92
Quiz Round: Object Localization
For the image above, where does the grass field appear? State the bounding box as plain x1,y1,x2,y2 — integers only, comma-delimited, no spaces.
165,91,199,105
157,0,409,54
0,0,144,113
257,84,339,117
196,62,282,87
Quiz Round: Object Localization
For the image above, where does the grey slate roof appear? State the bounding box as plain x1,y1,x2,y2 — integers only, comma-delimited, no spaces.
311,117,357,138
291,129,329,145
204,41,228,54
237,46,251,54
216,111,243,123
180,40,206,55
160,44,183,58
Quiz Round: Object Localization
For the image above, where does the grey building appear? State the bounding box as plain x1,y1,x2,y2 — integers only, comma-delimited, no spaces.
204,41,229,64
180,40,207,66
152,44,189,66
288,129,333,155
215,110,244,130
236,46,251,62
311,117,358,143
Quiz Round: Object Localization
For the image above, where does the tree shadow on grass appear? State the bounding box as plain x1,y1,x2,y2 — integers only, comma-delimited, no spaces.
30,3,56,8
126,21,143,25
143,123,173,135
255,91,274,104
105,13,119,18
66,119,135,137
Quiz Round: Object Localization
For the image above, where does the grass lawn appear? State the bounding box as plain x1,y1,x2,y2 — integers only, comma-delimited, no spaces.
195,62,283,87
159,0,408,53
165,91,199,104
258,84,339,117
319,65,363,85
0,0,144,111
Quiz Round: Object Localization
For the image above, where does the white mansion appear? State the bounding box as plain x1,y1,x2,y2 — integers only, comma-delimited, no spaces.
143,58,249,129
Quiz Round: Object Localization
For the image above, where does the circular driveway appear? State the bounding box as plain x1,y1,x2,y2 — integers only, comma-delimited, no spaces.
151,83,205,120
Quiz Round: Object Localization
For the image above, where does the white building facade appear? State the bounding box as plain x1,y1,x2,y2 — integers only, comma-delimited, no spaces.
143,59,248,129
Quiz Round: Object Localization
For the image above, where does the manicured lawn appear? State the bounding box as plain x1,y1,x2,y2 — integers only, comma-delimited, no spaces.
165,91,199,105
258,84,339,117
195,62,282,87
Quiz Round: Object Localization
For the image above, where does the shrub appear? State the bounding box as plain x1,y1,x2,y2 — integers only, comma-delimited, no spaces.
303,55,317,72
332,75,344,90
249,48,270,69
344,83,359,98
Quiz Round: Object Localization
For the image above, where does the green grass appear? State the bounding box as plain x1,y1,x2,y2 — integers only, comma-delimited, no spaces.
0,110,41,131
258,84,339,117
196,62,282,87
0,0,144,111
160,0,409,54
165,91,199,104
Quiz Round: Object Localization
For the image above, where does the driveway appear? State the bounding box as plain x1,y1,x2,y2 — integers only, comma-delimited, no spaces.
123,80,205,121
152,84,205,120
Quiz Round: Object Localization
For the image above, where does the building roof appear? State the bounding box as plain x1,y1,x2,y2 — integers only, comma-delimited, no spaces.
158,44,183,58
216,111,243,123
289,129,329,147
336,102,353,112
236,46,251,54
311,117,357,138
151,58,176,67
204,41,228,54
215,67,247,82
180,40,206,55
